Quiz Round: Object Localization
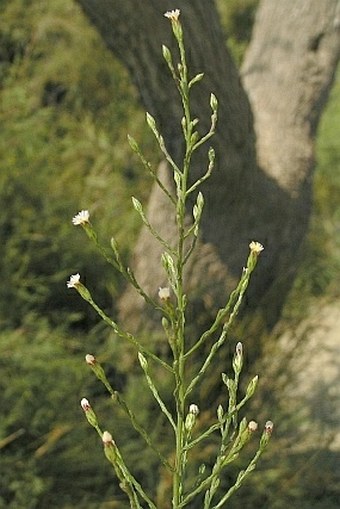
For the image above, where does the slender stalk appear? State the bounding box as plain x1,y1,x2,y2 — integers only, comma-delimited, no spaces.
78,284,173,373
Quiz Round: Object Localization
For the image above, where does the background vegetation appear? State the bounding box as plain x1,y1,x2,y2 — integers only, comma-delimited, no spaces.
0,0,339,507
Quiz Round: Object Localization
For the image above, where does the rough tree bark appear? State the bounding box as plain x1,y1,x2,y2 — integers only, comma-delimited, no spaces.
76,0,340,328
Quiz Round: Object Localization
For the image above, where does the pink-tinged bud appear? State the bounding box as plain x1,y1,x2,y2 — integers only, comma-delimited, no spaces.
264,420,274,434
102,431,114,446
85,354,96,366
248,420,258,432
80,398,91,412
260,420,274,449
80,398,98,428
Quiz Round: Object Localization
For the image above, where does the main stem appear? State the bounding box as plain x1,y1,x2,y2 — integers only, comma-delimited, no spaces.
172,35,193,507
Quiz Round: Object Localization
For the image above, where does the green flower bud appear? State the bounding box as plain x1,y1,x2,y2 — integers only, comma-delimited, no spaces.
185,404,199,432
246,375,259,398
102,431,117,464
162,44,172,66
80,398,98,428
210,93,218,112
138,352,148,370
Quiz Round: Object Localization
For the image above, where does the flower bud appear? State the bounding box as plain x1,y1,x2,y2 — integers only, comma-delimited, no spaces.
102,430,117,464
146,112,157,132
245,375,259,398
210,93,218,113
127,134,139,152
80,398,91,412
248,420,258,432
85,354,96,366
217,404,224,422
138,352,148,370
233,341,244,373
158,287,171,302
189,404,199,416
264,420,274,434
236,342,243,356
185,404,199,432
80,398,98,428
162,316,170,330
162,44,172,66
260,420,274,449
102,430,114,446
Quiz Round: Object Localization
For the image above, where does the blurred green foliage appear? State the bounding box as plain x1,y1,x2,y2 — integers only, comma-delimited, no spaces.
0,0,154,330
0,0,339,507
217,0,259,64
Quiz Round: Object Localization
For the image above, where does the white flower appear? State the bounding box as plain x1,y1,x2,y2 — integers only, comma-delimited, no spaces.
80,398,91,412
72,210,90,226
236,341,243,356
67,273,81,288
249,241,264,254
164,9,180,21
85,354,96,366
264,420,274,434
248,420,258,432
189,404,199,416
158,287,171,301
102,430,114,446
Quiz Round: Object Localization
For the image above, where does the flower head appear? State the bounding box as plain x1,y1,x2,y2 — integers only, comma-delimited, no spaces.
185,403,199,432
235,341,243,356
249,241,264,254
248,420,258,432
264,420,274,434
80,397,91,412
72,210,90,226
158,287,171,301
189,404,199,416
102,430,114,446
85,354,96,366
67,273,81,288
164,9,180,21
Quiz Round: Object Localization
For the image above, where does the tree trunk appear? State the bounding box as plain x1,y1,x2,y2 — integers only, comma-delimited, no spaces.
76,0,340,328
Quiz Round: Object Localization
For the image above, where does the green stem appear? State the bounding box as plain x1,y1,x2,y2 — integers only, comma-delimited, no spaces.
80,287,173,373
171,30,194,508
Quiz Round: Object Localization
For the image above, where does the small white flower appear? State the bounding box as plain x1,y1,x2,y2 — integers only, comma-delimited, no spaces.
158,287,171,301
249,241,264,254
72,210,90,226
164,9,180,21
80,398,91,412
236,341,243,356
189,404,199,416
67,273,81,288
85,354,96,366
248,420,258,432
102,430,114,446
264,420,274,434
